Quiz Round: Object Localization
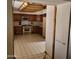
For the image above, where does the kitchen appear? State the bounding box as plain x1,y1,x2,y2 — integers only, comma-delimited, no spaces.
13,1,46,59
13,14,46,35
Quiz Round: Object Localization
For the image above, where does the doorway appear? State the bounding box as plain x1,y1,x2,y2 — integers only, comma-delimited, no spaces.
13,0,46,59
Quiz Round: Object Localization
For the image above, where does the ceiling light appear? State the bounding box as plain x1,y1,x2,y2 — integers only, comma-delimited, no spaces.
24,2,28,6
19,2,28,11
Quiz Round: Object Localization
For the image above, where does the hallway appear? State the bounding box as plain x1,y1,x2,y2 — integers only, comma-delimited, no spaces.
14,34,45,59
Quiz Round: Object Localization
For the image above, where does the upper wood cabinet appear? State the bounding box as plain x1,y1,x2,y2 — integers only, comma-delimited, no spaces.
28,15,37,21
14,26,23,35
13,14,21,21
13,14,43,22
36,15,43,22
20,14,37,21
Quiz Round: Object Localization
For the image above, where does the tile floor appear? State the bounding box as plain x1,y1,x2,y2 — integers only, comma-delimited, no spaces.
14,34,46,59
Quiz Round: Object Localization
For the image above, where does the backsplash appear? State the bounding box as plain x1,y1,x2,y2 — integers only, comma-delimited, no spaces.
32,21,42,27
14,21,21,26
14,21,42,27
21,20,32,25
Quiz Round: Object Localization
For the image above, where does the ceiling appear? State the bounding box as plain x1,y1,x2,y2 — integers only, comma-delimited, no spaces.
13,1,46,12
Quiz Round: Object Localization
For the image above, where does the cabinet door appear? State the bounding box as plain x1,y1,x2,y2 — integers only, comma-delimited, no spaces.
14,26,23,35
38,27,42,35
13,14,21,21
36,15,43,22
29,15,36,21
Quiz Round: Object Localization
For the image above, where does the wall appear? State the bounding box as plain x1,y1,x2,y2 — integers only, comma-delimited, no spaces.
17,0,64,1
7,0,14,59
46,5,56,58
43,17,46,37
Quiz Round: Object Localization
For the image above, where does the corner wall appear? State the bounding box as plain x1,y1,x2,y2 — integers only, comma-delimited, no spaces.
7,0,14,59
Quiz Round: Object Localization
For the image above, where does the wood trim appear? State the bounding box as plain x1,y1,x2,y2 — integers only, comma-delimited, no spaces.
7,0,14,58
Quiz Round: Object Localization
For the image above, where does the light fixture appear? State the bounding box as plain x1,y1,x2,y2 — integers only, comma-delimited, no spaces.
19,2,28,11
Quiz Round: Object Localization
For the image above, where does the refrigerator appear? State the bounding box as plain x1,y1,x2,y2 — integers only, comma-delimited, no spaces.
46,1,71,59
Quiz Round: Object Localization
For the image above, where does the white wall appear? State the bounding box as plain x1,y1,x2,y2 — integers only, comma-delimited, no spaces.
46,5,55,58
18,0,64,1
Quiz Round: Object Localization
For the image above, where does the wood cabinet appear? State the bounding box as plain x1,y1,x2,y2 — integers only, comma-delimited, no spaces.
36,15,43,22
32,26,42,35
14,26,23,35
29,15,37,21
13,14,43,21
22,14,37,21
21,14,43,21
13,14,43,35
13,14,21,21
38,27,42,35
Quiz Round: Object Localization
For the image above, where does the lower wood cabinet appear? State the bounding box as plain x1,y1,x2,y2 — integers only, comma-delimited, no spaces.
32,26,42,35
14,26,23,35
13,14,21,21
14,26,42,35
